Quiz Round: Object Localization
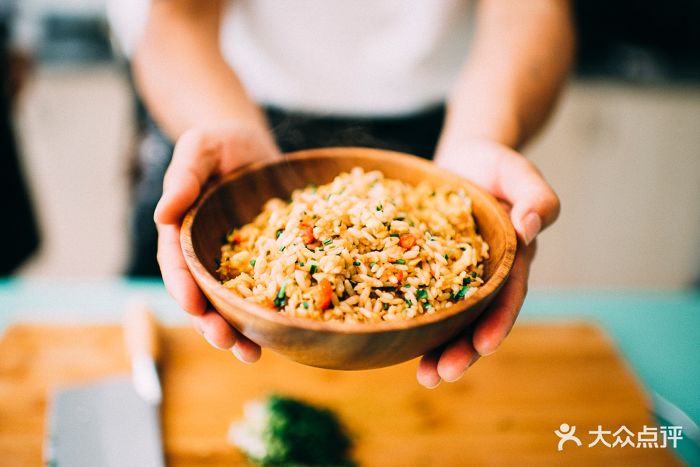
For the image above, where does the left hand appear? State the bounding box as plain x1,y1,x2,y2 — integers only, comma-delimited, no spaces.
417,139,560,388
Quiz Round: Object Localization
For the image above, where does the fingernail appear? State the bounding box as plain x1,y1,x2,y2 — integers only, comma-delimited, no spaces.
478,341,499,357
232,346,253,364
424,378,442,389
520,212,541,246
443,369,465,383
444,354,479,382
203,331,228,351
153,199,166,223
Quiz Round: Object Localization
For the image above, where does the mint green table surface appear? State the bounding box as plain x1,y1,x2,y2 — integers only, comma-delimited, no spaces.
1,279,698,462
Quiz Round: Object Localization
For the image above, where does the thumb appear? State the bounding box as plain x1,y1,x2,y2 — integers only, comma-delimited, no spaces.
489,147,560,245
436,140,560,245
155,129,217,226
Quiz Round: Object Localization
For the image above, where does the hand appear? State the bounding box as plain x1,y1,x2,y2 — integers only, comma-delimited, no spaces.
154,121,280,362
417,139,560,388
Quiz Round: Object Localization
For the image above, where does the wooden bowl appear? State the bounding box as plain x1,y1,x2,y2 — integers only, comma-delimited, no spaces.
181,147,516,370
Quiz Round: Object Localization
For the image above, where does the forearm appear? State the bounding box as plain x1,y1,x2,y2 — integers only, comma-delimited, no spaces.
438,0,574,153
133,0,267,140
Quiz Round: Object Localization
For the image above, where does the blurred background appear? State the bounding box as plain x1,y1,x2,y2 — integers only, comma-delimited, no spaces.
4,0,700,289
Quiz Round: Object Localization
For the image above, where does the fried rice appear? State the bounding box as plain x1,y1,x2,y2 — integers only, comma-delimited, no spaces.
217,167,489,323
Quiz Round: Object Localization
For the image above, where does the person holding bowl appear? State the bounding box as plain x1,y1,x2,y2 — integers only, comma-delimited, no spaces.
110,0,571,387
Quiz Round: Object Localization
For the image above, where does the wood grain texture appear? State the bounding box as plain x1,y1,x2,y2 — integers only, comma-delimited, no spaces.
181,147,517,370
0,322,679,466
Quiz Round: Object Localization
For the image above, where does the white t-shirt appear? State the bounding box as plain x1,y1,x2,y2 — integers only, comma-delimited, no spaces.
108,0,475,116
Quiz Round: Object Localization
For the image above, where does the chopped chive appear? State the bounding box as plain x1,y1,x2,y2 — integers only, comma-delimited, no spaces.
353,261,361,266
277,279,288,299
273,278,289,307
303,301,309,309
309,264,318,274
395,259,406,265
424,302,432,309
376,204,383,212
460,246,466,251
279,246,286,252
416,288,428,299
389,233,400,238
471,271,477,278
403,284,411,288
249,259,256,267
299,262,305,267
444,254,449,260
275,229,283,239
394,216,405,221
383,303,389,310
378,286,397,292
323,238,333,245
405,299,413,307
453,285,468,300
318,248,324,252
311,214,317,219
463,277,472,285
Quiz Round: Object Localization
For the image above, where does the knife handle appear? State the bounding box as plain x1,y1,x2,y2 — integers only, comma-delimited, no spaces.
124,302,160,364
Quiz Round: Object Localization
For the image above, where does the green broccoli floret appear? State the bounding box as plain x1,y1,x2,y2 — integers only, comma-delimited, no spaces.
229,394,353,466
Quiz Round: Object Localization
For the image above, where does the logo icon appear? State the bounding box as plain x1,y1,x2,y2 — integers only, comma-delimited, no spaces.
555,423,582,452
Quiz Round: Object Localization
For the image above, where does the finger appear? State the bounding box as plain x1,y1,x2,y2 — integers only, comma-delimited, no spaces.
232,335,262,364
417,347,443,389
154,129,218,225
191,313,237,350
473,240,536,356
436,333,480,382
157,224,208,316
190,309,261,363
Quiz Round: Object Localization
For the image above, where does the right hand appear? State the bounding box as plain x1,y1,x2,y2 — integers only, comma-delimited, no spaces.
154,121,280,362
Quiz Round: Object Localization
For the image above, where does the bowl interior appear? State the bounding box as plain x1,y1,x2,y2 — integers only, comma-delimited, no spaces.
186,148,515,329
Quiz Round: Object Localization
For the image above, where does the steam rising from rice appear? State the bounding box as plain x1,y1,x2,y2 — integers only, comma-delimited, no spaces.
218,168,489,323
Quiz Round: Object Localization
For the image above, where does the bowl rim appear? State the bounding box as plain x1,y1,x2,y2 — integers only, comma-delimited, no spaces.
181,147,517,335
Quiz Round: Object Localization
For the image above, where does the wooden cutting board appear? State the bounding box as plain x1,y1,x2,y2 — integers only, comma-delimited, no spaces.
0,322,679,466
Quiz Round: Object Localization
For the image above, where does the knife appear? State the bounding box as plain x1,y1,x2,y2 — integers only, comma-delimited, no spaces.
45,303,165,467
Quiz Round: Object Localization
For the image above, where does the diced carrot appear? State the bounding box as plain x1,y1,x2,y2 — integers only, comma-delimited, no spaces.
395,270,404,283
317,279,333,310
232,234,242,245
299,223,315,245
399,234,416,249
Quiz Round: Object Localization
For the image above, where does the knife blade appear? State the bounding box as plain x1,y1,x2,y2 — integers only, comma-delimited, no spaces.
46,377,164,467
45,303,164,467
